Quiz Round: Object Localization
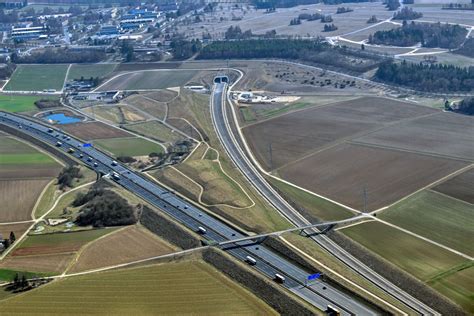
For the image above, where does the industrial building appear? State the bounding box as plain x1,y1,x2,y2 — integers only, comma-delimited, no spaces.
10,25,47,41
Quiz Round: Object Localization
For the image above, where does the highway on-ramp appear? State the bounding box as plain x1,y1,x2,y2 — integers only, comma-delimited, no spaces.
0,111,378,315
210,82,440,316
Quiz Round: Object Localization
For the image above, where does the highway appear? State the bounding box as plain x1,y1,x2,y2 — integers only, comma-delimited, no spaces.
0,111,377,315
210,82,440,316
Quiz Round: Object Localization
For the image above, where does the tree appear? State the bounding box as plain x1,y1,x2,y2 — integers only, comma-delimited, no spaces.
9,232,15,244
361,44,365,50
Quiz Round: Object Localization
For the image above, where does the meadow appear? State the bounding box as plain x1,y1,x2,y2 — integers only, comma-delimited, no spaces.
93,137,164,157
4,64,68,92
0,261,277,315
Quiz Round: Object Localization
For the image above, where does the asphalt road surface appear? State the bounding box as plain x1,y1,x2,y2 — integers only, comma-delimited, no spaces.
0,111,377,315
210,82,439,316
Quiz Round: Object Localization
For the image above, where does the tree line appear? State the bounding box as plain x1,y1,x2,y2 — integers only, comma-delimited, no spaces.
392,7,423,20
369,21,468,49
12,48,106,64
197,39,383,73
375,60,474,92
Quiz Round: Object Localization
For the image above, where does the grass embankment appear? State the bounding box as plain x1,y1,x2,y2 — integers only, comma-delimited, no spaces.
4,64,68,92
0,261,277,315
380,190,474,256
125,120,184,144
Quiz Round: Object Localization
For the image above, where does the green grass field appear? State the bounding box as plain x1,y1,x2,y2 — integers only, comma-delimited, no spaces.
0,95,46,112
4,64,69,92
99,70,198,91
93,137,164,157
268,177,353,221
0,137,56,166
0,268,52,282
429,262,474,313
125,121,184,144
67,64,117,81
0,261,276,315
0,137,38,154
341,221,468,281
380,190,474,256
0,153,56,165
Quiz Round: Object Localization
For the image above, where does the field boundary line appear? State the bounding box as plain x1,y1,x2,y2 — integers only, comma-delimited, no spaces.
31,178,56,220
368,218,473,260
279,236,408,316
372,163,474,214
335,218,376,231
63,103,168,153
62,226,129,276
170,165,255,210
144,172,253,236
0,220,35,226
427,188,474,207
224,69,363,215
0,181,95,261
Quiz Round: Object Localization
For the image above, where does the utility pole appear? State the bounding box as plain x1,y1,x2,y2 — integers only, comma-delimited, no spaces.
268,142,273,171
363,186,368,213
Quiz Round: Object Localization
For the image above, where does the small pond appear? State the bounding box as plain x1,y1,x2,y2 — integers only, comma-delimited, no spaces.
43,113,82,124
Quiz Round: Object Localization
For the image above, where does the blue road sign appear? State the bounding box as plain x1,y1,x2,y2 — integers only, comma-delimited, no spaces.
83,143,92,147
307,273,321,281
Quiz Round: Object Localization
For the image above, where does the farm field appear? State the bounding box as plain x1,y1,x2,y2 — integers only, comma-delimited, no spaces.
125,121,184,144
0,268,51,282
13,229,116,257
123,94,167,120
354,112,474,161
341,221,472,311
0,179,51,222
429,263,474,314
66,63,117,81
93,137,164,157
0,253,75,274
279,143,467,211
239,95,357,125
406,4,474,25
379,190,474,256
180,2,393,40
96,70,198,91
0,95,44,112
340,221,468,281
243,96,437,170
83,105,146,125
60,121,131,140
0,136,61,179
144,89,178,102
0,261,277,315
4,64,68,92
0,223,32,243
69,226,176,273
267,177,353,221
432,169,474,204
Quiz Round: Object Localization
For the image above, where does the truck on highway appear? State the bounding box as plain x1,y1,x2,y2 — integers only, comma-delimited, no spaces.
68,148,75,153
326,305,341,316
274,273,286,283
245,256,257,265
111,160,118,166
112,172,120,180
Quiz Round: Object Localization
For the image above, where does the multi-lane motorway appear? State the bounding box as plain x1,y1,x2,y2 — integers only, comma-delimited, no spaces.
210,82,439,316
0,111,377,315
